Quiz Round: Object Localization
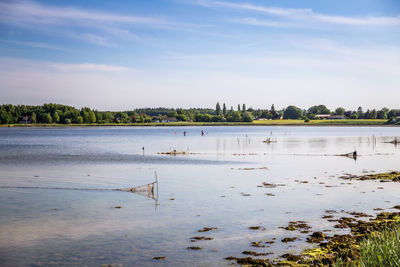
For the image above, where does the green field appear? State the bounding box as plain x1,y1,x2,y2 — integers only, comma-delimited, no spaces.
253,119,387,125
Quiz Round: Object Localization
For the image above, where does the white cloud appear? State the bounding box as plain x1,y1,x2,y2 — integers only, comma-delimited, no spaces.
0,1,166,26
0,1,186,46
196,0,400,27
230,17,291,28
0,39,67,51
197,0,311,16
52,63,129,72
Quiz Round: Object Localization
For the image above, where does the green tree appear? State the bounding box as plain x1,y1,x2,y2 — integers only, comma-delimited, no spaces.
357,107,364,119
95,111,103,123
261,110,271,119
335,107,345,116
176,114,188,121
388,109,400,119
242,104,246,112
377,109,388,119
283,105,303,119
0,111,12,124
237,104,241,111
81,111,88,123
350,113,358,119
195,113,212,122
216,102,221,116
42,113,53,123
242,111,253,122
308,105,330,115
115,112,128,123
228,111,242,122
370,109,377,119
31,112,37,123
103,112,113,123
52,111,60,123
222,103,227,116
74,115,83,124
167,110,178,117
89,111,96,123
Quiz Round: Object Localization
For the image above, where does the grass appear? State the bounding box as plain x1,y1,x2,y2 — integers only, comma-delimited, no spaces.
0,119,389,127
359,225,400,267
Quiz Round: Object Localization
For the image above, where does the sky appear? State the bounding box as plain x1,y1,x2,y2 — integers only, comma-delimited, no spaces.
0,0,399,111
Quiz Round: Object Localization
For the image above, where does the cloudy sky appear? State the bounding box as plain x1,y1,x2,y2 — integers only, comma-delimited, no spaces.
0,0,399,110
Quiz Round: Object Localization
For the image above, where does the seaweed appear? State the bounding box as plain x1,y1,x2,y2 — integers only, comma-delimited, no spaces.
225,256,273,267
306,232,325,243
190,236,214,242
340,171,400,182
198,227,218,232
242,251,273,256
251,240,275,247
249,226,266,231
281,237,297,243
259,182,286,188
280,221,311,232
187,246,202,250
153,256,166,260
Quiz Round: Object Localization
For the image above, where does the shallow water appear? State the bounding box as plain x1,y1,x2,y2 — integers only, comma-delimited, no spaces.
0,126,399,266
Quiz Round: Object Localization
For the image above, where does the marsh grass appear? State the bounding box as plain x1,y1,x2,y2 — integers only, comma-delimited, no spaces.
359,225,400,267
332,225,400,267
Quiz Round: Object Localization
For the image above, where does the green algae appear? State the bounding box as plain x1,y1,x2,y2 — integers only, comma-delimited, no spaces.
340,171,400,182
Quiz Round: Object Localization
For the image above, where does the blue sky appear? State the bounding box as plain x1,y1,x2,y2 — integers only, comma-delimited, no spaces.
0,0,399,110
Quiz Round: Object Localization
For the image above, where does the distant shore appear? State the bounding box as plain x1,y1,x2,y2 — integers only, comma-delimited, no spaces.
1,119,396,127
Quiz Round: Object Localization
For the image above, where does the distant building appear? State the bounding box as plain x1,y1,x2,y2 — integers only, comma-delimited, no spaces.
326,115,346,120
161,117,177,123
315,114,331,119
152,117,160,123
18,115,31,124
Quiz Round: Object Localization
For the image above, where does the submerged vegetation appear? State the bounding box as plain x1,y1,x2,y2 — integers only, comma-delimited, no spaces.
0,103,398,125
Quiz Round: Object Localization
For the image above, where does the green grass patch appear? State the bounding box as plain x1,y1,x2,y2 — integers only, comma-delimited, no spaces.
359,225,400,266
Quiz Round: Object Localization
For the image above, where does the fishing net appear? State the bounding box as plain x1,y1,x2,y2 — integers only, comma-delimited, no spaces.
120,181,156,200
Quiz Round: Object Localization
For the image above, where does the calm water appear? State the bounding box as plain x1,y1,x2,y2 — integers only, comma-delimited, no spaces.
0,126,399,266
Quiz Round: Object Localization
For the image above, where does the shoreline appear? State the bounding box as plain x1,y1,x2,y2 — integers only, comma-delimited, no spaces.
0,120,395,128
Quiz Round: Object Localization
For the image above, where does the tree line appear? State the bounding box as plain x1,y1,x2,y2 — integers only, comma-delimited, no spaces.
0,103,399,124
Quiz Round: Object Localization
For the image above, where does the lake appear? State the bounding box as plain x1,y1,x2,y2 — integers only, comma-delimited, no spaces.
0,126,399,266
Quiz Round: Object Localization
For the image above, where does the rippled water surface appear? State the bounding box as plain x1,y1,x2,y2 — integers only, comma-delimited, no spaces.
0,126,399,266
